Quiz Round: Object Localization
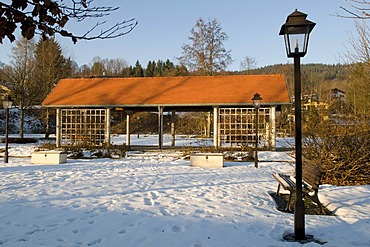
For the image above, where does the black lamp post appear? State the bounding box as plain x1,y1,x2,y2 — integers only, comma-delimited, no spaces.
137,116,140,139
251,93,262,168
3,95,13,163
279,10,315,241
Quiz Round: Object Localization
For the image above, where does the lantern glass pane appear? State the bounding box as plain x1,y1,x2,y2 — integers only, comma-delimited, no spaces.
287,33,306,54
284,34,291,57
2,100,12,109
253,101,261,109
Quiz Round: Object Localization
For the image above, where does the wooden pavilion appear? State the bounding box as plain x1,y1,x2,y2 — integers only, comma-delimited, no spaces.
42,75,290,149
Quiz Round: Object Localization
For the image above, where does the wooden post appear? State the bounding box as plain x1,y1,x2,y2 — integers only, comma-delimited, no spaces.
158,106,163,150
171,110,176,146
207,111,212,138
270,106,276,149
126,113,130,148
105,108,111,147
213,107,219,148
56,108,61,148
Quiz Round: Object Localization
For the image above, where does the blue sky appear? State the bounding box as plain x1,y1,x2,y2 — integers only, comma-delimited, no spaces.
0,0,358,70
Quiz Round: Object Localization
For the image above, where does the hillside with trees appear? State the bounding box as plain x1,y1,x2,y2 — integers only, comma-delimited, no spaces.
241,63,349,98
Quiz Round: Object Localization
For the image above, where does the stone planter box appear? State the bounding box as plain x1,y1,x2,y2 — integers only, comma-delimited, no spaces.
190,153,224,168
31,151,67,164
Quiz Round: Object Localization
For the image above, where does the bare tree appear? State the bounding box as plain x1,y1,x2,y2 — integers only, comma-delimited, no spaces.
340,20,370,118
239,56,257,72
103,58,128,77
347,63,370,118
344,20,370,62
0,0,137,44
335,0,370,19
90,56,105,76
1,38,38,138
179,17,233,75
79,64,91,77
87,57,129,77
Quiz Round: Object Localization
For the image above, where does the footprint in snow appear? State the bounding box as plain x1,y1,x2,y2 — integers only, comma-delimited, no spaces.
171,225,185,233
87,239,102,246
159,208,173,216
25,229,44,235
66,218,78,223
150,191,160,199
143,198,153,206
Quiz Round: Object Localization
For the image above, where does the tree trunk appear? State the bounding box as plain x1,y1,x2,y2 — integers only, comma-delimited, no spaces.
19,108,24,139
45,108,50,139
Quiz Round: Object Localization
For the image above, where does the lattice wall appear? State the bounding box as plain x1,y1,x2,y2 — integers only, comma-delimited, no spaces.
61,109,106,146
219,107,270,146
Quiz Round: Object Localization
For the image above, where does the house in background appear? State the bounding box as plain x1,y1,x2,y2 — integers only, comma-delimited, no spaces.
330,88,346,101
42,75,291,149
0,83,11,101
301,93,329,112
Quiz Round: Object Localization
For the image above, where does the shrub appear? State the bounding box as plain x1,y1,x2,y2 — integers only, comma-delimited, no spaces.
302,114,370,186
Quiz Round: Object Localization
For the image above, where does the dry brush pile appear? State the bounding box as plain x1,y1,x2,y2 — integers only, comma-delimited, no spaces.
302,115,370,186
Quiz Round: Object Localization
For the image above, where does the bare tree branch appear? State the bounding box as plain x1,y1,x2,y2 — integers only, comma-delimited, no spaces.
336,0,370,19
0,1,137,44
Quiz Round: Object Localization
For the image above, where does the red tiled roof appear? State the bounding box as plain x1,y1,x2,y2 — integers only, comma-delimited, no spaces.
41,75,290,107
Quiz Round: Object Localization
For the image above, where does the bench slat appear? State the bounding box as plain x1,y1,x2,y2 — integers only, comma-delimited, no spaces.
302,164,322,190
272,173,295,190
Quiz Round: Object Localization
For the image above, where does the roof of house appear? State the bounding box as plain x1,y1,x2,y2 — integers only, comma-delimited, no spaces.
41,75,290,109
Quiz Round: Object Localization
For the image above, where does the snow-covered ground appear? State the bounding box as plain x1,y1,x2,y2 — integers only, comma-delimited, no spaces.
0,135,369,247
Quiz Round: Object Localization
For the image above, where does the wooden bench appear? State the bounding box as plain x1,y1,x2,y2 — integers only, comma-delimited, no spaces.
272,159,325,213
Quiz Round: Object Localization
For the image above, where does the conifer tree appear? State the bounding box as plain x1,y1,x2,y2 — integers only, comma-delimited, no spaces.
133,60,144,77
145,61,155,77
35,37,72,102
34,37,73,138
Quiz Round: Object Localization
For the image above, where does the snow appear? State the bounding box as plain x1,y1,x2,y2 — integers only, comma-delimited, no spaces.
0,135,369,247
